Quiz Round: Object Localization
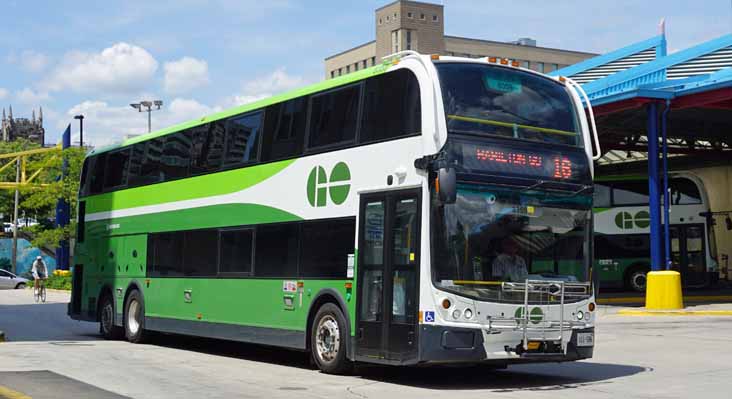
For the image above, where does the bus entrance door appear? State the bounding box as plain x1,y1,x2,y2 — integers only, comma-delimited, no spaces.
356,189,420,363
667,224,707,287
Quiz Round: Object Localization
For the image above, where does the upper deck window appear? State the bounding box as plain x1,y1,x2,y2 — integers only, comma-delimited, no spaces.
436,63,580,147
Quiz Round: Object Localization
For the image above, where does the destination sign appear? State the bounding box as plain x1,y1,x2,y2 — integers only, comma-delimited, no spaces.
458,142,590,182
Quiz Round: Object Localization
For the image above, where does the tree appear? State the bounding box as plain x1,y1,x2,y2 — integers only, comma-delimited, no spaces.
0,139,86,250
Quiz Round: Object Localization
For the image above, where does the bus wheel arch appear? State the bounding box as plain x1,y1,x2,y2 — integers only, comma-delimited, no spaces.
123,282,148,343
624,263,651,292
306,289,353,370
97,284,123,339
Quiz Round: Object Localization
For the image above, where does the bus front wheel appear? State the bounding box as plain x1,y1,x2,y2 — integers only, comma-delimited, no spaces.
626,266,650,293
124,290,147,344
311,303,351,374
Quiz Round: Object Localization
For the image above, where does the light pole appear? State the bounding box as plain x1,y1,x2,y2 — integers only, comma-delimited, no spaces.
73,114,84,147
130,100,163,133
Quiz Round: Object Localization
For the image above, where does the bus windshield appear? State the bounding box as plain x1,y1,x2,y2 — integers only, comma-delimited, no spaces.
436,63,581,147
431,184,592,302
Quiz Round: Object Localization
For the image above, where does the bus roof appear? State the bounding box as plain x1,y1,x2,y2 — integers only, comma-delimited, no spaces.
88,62,392,157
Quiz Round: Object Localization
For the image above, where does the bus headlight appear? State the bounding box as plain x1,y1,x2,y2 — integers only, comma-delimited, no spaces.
464,308,473,319
577,310,584,320
452,309,462,319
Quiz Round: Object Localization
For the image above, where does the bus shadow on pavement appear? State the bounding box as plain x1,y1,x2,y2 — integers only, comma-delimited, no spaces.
147,333,648,390
356,361,650,390
0,303,100,342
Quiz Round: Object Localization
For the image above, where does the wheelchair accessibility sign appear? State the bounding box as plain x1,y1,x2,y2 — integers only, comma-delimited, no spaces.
424,311,435,323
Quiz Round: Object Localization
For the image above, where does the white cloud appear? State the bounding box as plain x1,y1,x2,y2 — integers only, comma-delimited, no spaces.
0,88,8,100
242,67,305,97
220,68,307,109
15,88,50,104
18,50,49,72
44,43,158,94
64,98,222,147
163,57,210,94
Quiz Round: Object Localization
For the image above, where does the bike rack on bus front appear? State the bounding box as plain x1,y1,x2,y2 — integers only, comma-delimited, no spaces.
498,280,592,355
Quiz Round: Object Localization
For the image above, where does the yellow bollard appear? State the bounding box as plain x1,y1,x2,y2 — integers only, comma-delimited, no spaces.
645,271,684,310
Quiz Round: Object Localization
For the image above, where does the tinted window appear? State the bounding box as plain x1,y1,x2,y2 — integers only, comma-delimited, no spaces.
224,112,262,167
183,229,218,276
255,224,299,277
261,99,306,161
148,232,184,276
130,139,164,186
612,181,649,205
219,229,254,274
161,131,191,180
300,219,355,278
190,123,225,175
89,153,106,195
103,149,130,189
127,143,146,186
79,158,91,196
436,63,580,146
308,84,360,148
594,234,649,259
670,178,701,205
361,69,421,143
593,183,611,207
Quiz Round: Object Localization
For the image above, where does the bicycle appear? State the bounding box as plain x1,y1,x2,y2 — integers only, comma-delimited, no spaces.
34,278,47,303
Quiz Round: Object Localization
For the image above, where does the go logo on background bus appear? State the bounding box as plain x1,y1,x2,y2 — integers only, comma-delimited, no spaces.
307,162,351,207
614,210,651,229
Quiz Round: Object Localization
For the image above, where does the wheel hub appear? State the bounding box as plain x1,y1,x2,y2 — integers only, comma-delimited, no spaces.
315,316,340,363
127,300,140,335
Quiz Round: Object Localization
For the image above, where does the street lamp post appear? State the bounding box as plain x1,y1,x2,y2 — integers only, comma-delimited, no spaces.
73,114,84,147
130,100,163,133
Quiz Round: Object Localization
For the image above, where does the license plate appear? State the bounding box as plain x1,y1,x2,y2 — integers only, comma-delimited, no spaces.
576,332,594,347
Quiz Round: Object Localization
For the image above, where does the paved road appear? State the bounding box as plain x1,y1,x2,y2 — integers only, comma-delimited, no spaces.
1,290,732,399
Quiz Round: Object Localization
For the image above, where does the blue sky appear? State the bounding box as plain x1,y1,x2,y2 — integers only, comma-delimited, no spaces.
1,0,730,146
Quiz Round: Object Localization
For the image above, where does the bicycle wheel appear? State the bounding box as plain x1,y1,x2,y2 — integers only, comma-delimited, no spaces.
34,286,39,303
41,285,47,303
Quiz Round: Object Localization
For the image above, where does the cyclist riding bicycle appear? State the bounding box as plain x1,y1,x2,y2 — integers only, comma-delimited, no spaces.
31,255,47,294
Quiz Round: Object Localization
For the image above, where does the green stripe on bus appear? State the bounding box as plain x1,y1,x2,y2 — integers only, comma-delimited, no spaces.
84,159,295,214
86,203,303,236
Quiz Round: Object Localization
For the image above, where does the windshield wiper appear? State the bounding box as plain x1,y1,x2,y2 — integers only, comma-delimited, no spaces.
521,180,548,192
569,185,593,197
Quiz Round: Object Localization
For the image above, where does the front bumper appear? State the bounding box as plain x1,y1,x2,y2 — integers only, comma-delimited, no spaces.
418,324,594,365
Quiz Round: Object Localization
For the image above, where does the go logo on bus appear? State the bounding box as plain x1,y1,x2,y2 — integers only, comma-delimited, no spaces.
307,162,351,207
515,307,543,324
614,210,651,229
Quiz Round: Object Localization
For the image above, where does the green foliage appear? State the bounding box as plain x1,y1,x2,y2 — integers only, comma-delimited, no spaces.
0,139,86,249
25,274,72,290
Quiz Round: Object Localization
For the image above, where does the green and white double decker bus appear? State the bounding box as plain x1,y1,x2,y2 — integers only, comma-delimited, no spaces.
69,52,599,372
593,173,719,292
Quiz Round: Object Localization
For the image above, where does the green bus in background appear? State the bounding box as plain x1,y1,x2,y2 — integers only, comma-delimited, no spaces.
593,173,719,292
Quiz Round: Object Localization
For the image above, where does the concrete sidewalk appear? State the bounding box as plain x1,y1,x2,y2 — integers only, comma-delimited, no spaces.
603,303,732,316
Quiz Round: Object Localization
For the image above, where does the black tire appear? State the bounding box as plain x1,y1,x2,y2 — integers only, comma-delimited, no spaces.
15,283,26,289
124,290,147,344
99,294,124,340
625,265,650,293
310,303,351,374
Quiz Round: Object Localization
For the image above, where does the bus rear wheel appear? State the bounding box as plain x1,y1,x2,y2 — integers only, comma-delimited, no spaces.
124,290,147,344
100,294,123,340
311,303,351,374
626,266,650,293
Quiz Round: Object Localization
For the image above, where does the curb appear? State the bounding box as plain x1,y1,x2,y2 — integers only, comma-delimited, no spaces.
599,295,732,305
617,309,732,316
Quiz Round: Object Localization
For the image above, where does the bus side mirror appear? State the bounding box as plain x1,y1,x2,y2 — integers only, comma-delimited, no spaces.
438,167,456,204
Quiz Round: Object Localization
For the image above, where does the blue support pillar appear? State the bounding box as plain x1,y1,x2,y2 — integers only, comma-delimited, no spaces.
55,124,71,270
661,103,671,270
647,103,662,271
